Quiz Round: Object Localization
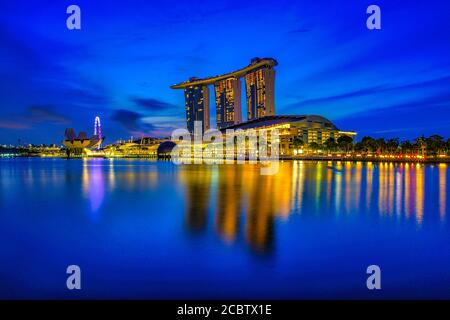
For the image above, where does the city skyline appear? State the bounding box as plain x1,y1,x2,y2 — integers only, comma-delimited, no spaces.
1,0,450,145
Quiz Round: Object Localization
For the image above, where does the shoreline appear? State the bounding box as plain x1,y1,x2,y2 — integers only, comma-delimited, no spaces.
1,154,450,164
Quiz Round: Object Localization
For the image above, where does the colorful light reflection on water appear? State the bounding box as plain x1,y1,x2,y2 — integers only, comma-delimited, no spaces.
0,158,449,299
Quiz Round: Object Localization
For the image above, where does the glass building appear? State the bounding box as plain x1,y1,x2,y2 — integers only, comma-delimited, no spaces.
214,77,242,129
171,58,278,131
244,62,275,121
184,84,210,133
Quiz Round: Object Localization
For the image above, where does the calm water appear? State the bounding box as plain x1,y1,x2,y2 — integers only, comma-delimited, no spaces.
0,158,449,299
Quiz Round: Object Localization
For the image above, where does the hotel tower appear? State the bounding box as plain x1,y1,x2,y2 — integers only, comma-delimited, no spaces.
214,77,242,129
184,81,210,133
172,58,278,132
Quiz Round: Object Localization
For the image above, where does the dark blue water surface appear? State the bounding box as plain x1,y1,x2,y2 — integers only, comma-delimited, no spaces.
0,158,449,299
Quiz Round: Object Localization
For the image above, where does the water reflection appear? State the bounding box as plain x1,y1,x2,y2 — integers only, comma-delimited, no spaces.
3,159,447,254
82,159,106,215
176,161,448,253
439,164,447,221
179,167,211,233
215,166,242,243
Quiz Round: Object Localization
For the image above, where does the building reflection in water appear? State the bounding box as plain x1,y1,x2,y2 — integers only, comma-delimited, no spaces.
179,163,294,253
292,161,305,213
178,166,212,233
415,164,424,224
81,159,161,218
82,159,106,216
366,162,373,211
334,162,342,214
396,166,403,217
404,163,411,218
177,160,447,253
215,166,242,243
439,164,447,222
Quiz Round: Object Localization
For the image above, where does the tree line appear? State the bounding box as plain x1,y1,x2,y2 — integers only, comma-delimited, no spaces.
292,135,450,155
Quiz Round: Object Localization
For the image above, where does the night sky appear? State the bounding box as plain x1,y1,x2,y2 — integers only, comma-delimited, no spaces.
1,0,450,145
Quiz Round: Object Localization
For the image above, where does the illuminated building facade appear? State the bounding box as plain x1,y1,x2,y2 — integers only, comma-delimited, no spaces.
244,61,275,121
172,59,356,147
222,115,357,156
63,116,105,156
171,58,278,131
214,77,242,129
184,83,210,133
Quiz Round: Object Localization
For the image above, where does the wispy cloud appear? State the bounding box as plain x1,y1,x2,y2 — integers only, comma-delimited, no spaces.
111,109,153,133
131,97,178,112
283,75,450,111
335,90,450,139
26,105,70,125
0,105,70,130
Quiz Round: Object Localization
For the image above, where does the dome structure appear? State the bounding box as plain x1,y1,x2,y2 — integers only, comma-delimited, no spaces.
157,141,177,157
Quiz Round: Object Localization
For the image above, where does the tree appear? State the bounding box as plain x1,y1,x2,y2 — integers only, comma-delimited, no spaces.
375,138,386,154
360,136,377,153
308,142,320,151
400,140,413,154
324,137,337,152
426,134,445,155
292,136,304,150
414,135,427,155
386,138,399,153
354,141,364,152
337,135,353,152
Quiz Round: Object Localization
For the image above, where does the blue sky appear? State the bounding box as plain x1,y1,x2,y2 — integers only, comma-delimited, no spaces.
0,0,450,144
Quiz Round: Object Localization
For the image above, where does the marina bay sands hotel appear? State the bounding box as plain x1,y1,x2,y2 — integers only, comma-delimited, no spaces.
171,57,276,132
171,58,356,154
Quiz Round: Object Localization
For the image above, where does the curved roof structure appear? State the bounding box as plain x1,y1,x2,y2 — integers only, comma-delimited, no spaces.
220,115,341,132
170,58,278,89
157,141,177,155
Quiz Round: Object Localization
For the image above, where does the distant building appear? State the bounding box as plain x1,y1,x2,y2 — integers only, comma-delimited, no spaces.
214,77,242,129
102,136,164,158
184,82,210,133
63,116,105,156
